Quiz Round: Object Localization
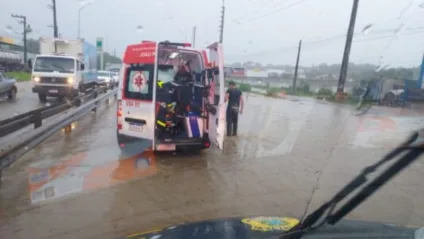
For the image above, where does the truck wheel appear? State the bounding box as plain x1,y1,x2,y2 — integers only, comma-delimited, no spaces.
7,87,17,100
38,93,47,102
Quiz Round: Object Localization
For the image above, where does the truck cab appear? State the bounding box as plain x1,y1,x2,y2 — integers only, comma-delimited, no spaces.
31,38,97,102
116,40,226,151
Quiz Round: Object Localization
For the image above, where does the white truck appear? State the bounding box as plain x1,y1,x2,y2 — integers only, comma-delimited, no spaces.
31,38,98,102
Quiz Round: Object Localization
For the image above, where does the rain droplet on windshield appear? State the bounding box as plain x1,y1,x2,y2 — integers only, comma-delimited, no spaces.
375,65,385,72
136,25,144,34
394,23,405,36
5,25,13,34
362,24,373,35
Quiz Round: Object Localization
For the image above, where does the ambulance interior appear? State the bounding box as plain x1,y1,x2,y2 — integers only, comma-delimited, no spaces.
155,47,212,145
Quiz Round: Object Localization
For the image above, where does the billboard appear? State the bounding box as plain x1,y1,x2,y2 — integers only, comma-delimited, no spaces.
0,36,15,45
224,67,245,77
246,68,268,78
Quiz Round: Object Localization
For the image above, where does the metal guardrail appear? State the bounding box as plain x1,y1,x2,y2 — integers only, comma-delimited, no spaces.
0,88,117,175
0,87,108,138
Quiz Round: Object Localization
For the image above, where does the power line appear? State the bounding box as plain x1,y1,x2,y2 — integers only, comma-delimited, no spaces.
227,28,424,58
232,0,288,23
237,0,309,25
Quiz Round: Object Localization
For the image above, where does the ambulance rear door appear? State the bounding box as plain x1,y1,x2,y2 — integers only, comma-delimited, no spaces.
118,42,159,146
207,42,225,150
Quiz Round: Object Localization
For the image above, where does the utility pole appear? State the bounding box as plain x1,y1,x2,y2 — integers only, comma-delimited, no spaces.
11,14,29,63
219,0,225,43
337,0,359,99
192,26,197,47
52,0,58,38
293,40,302,92
417,53,424,89
48,0,59,52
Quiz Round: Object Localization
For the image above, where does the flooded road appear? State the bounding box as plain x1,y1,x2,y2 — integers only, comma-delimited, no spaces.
0,82,62,121
1,94,424,239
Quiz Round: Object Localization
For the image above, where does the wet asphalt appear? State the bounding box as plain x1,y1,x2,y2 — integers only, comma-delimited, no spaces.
0,82,64,121
1,93,424,239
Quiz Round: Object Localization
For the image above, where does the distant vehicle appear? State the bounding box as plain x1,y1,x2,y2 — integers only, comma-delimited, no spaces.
0,49,23,72
116,40,225,152
112,72,119,86
31,38,98,102
0,72,17,100
96,70,116,89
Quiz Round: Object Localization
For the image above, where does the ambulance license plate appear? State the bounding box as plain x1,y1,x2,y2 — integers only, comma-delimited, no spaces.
128,123,143,131
157,144,176,151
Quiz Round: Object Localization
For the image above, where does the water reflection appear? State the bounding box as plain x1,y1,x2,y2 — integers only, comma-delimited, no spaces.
27,149,157,204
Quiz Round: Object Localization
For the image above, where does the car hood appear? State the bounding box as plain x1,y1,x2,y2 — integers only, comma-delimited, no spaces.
4,78,16,84
121,216,423,239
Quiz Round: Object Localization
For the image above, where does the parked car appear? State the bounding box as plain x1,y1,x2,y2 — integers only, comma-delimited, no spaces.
0,72,17,100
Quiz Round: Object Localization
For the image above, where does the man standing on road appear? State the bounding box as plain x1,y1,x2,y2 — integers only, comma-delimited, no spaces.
225,81,244,136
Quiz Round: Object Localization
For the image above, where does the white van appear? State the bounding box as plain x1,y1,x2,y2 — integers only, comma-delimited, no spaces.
116,41,226,152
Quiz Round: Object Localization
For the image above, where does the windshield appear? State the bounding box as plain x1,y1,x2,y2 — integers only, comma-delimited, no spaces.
33,57,75,73
3,1,424,239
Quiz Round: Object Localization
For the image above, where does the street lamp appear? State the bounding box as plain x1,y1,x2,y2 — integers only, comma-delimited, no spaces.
77,2,92,39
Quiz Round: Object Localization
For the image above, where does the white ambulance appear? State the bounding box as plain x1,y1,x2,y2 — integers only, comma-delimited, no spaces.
116,41,226,152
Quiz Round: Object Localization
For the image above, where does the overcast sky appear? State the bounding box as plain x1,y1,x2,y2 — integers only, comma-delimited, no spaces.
1,0,423,67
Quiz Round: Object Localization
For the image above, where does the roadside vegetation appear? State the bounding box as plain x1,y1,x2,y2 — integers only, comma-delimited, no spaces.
4,72,32,82
243,81,360,105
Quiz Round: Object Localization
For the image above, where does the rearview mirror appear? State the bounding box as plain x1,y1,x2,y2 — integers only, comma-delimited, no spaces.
81,63,85,71
27,59,32,69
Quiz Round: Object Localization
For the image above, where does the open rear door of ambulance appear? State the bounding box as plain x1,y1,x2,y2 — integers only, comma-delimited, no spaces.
207,42,225,150
119,42,159,148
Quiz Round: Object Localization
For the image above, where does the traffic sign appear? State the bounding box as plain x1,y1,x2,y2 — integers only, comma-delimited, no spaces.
96,37,103,52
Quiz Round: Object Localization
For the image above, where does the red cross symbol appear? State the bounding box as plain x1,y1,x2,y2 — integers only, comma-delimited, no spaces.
133,72,145,89
134,75,143,88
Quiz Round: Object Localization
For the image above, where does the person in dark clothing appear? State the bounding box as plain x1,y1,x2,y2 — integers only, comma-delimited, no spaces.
225,81,244,136
170,63,193,116
173,63,193,84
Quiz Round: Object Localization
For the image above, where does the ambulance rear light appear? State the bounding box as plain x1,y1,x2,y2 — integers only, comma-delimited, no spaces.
117,100,123,130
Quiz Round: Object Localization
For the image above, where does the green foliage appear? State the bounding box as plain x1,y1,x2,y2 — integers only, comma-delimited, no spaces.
4,72,31,81
238,83,252,92
265,87,281,96
297,81,310,94
317,88,333,96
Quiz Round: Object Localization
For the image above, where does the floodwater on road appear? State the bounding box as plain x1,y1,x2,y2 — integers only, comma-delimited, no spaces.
0,82,63,121
1,93,424,239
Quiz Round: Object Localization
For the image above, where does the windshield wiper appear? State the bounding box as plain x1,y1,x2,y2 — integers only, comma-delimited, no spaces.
280,132,423,239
